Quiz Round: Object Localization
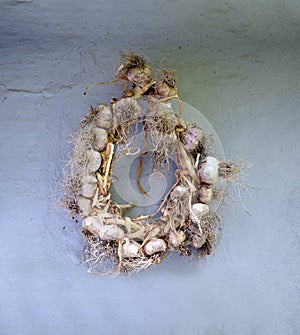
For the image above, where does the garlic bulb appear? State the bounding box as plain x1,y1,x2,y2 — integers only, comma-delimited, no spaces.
81,174,97,198
86,149,102,173
198,184,213,204
198,156,219,184
144,238,167,256
184,125,203,152
190,203,209,225
122,239,140,258
112,98,142,126
127,64,152,87
92,127,108,151
82,217,124,240
94,104,112,129
169,231,186,247
77,196,92,217
170,185,188,200
100,225,125,240
192,234,207,249
155,80,177,98
82,216,102,236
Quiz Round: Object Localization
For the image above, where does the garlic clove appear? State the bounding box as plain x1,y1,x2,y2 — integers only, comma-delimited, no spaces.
169,231,186,247
198,184,213,204
184,125,203,152
190,203,209,225
92,127,108,151
198,156,219,184
77,196,92,217
144,238,167,256
81,174,97,198
94,104,113,129
86,149,102,173
82,216,102,236
122,239,140,258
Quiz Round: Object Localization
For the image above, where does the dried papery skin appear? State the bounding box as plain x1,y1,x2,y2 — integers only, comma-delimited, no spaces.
122,239,140,258
169,231,186,247
198,156,219,184
94,104,113,129
198,184,213,204
184,125,203,152
81,174,98,198
144,238,167,256
77,196,92,217
92,127,108,151
190,203,210,225
86,149,102,173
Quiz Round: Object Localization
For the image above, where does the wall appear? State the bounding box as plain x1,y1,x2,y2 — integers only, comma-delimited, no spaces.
0,1,299,334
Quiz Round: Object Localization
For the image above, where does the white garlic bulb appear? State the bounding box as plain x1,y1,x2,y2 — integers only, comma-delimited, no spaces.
82,216,102,236
86,149,102,173
100,225,125,240
198,156,219,184
81,174,97,198
77,196,92,217
170,185,188,200
192,234,207,249
144,238,167,256
198,184,213,204
94,104,112,129
122,239,140,258
190,203,209,225
92,127,108,151
169,231,186,247
184,125,203,152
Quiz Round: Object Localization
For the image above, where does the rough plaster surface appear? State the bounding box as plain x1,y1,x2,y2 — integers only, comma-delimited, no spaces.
0,1,300,334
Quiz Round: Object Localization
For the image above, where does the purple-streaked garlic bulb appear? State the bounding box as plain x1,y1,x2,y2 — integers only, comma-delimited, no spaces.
154,80,177,98
144,238,167,256
183,125,203,152
198,156,219,184
126,64,152,87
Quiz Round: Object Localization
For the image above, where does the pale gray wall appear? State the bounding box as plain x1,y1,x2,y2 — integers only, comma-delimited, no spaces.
0,1,299,334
